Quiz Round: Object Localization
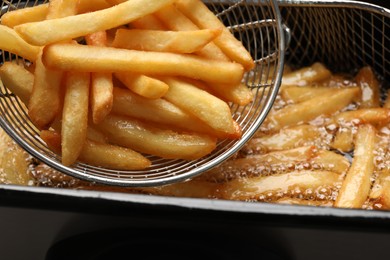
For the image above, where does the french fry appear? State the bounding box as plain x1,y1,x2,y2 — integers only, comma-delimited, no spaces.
28,50,63,129
0,25,40,61
115,72,169,99
0,62,34,105
61,71,90,166
155,4,229,61
280,86,342,103
198,146,318,182
219,170,341,201
267,87,361,131
29,0,79,130
334,124,377,208
161,77,239,136
330,128,354,153
79,140,151,170
135,180,220,199
41,130,151,170
175,0,255,70
96,114,217,160
369,170,390,210
85,31,114,124
155,4,254,105
131,14,166,30
355,66,381,108
209,82,254,106
46,0,78,19
77,0,112,14
42,43,245,85
331,108,390,127
87,126,108,144
1,4,49,28
281,62,332,86
310,150,351,174
111,87,235,139
242,124,322,153
14,0,176,46
112,28,222,53
0,128,34,185
275,198,333,207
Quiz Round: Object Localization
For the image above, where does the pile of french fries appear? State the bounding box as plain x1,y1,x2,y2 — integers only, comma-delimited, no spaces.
3,1,390,212
2,55,390,210
0,0,256,169
113,62,390,211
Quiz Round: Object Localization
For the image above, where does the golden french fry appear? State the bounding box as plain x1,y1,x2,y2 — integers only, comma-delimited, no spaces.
281,62,332,86
96,114,217,160
369,170,390,210
275,198,333,207
115,72,169,99
85,30,108,46
86,126,108,144
0,62,34,105
14,0,176,46
112,28,222,53
85,31,114,124
155,4,229,61
267,87,361,131
77,0,111,13
136,180,220,199
310,150,351,174
28,50,63,129
208,82,254,106
90,72,114,123
0,25,40,61
331,108,390,127
334,124,377,208
42,43,245,84
158,4,253,103
29,0,78,129
219,170,341,201
61,71,90,166
111,87,236,139
330,128,354,153
175,0,255,70
1,4,49,28
131,14,166,30
79,140,151,170
355,66,381,108
198,146,318,182
46,0,78,19
242,124,322,153
41,130,151,170
0,128,34,185
280,86,342,103
161,77,239,136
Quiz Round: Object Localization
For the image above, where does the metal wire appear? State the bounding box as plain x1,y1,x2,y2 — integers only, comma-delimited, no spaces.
279,0,390,82
0,0,285,187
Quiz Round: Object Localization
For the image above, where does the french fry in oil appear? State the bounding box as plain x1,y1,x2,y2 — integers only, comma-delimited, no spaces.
219,170,341,201
197,146,318,182
280,62,332,87
354,66,381,108
334,124,377,208
242,124,322,153
268,87,361,131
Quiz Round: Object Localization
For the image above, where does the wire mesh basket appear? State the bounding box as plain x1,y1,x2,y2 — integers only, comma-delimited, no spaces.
0,0,286,187
279,0,390,83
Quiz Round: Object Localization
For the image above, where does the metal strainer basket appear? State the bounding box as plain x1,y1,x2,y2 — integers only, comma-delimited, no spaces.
0,0,286,187
279,0,390,81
